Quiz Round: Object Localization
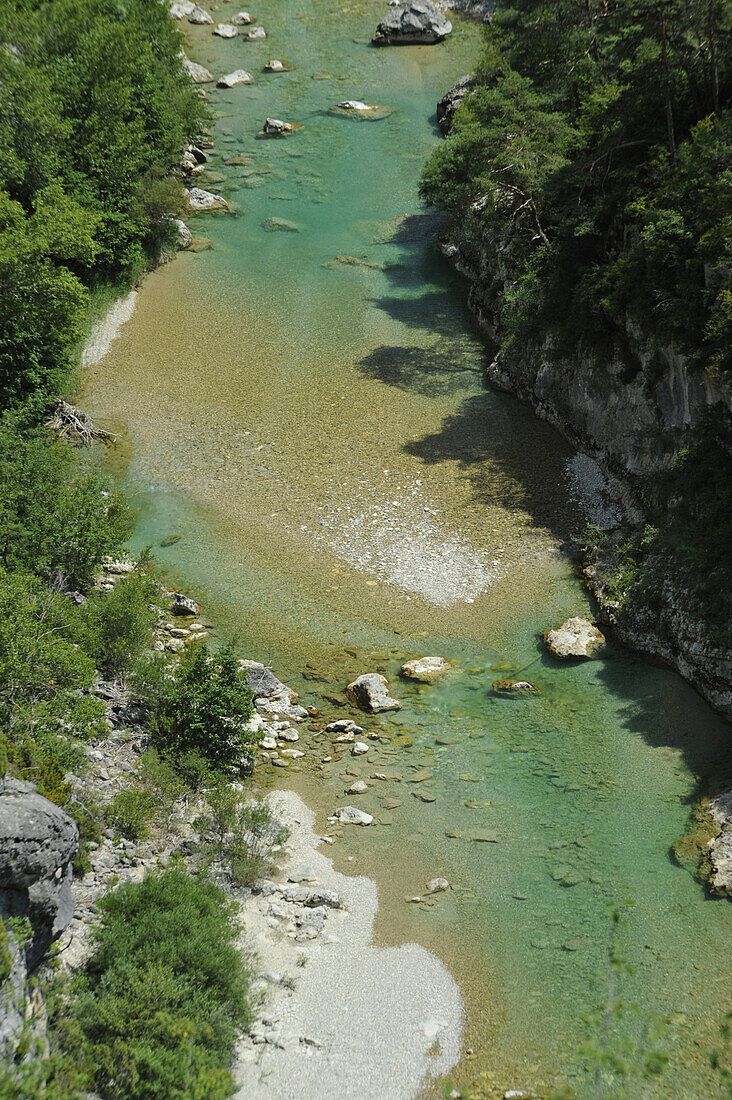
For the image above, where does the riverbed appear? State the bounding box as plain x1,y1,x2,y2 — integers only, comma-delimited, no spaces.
82,0,732,1094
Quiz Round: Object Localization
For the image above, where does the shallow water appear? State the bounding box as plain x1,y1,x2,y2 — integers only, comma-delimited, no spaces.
83,0,732,1094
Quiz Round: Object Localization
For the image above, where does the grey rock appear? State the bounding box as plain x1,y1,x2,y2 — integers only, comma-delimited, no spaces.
0,779,78,970
288,864,317,883
282,885,311,903
372,1,452,45
232,10,254,22
217,69,254,88
259,117,297,137
186,187,229,212
241,661,288,698
545,617,606,659
332,806,374,826
426,877,450,893
246,25,266,38
436,75,473,134
492,679,540,697
347,780,368,794
707,790,732,894
307,889,341,909
346,673,401,712
170,591,200,615
262,216,301,232
351,741,369,756
169,0,196,16
188,4,214,23
182,57,215,84
400,655,450,682
213,22,238,36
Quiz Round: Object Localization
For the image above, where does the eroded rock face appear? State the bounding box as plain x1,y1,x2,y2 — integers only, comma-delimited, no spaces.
436,74,473,133
372,1,452,45
544,617,606,659
707,791,732,895
0,779,78,970
401,656,450,682
346,673,402,712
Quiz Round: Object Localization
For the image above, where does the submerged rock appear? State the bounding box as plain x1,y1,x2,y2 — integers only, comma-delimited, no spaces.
182,57,215,83
492,679,540,697
401,656,450,682
217,69,254,87
372,1,452,45
544,617,606,659
346,672,402,712
262,216,301,232
436,74,473,134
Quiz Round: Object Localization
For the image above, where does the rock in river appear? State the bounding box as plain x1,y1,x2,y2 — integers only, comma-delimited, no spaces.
232,10,254,22
245,25,267,38
332,806,374,826
170,590,200,615
217,69,254,87
262,216,301,232
436,74,474,133
707,790,732,895
264,58,292,71
346,672,402,712
492,679,540,697
169,0,196,17
258,117,301,137
186,187,229,212
401,656,450,682
544,617,606,659
426,877,450,894
188,4,214,23
213,22,238,36
372,1,452,45
182,57,215,83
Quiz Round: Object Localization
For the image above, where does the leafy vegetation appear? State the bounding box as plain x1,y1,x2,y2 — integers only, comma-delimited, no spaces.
422,0,732,372
52,871,249,1100
196,789,290,888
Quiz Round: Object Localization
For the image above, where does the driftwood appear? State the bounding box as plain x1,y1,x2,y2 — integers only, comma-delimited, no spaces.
46,400,116,445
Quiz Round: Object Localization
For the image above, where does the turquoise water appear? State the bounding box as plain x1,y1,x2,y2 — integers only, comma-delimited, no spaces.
82,0,732,1094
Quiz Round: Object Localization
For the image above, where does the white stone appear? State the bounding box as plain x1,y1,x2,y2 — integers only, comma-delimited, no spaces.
426,877,450,894
213,22,238,37
332,806,373,826
246,25,266,37
351,742,369,756
217,69,254,88
347,780,368,794
346,673,401,712
232,10,253,22
187,4,213,23
401,656,450,683
545,617,605,659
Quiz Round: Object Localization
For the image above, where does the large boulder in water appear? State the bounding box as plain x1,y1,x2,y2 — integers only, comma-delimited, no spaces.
0,778,78,971
544,617,606,659
217,69,254,87
182,57,215,84
346,673,402,712
436,74,473,133
372,1,452,45
186,187,229,212
401,656,450,682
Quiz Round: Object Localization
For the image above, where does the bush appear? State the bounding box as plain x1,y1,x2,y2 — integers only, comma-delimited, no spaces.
153,642,255,773
64,870,250,1100
196,790,290,887
105,788,158,840
85,558,164,680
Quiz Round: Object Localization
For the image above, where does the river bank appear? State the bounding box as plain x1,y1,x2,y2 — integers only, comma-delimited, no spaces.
77,0,732,1094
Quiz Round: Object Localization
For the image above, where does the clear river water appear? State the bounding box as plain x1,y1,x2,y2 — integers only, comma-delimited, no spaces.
82,0,732,1094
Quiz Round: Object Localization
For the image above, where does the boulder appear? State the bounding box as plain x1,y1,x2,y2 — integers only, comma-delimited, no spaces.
307,889,341,909
170,591,199,615
217,69,254,87
232,10,254,22
707,790,732,894
213,22,238,36
169,0,197,17
347,779,368,794
262,216,301,232
258,117,300,137
264,58,292,71
351,741,369,755
426,877,450,893
400,656,450,682
186,187,229,211
188,4,214,22
246,25,267,38
332,806,374,826
492,679,540,697
372,1,452,45
182,57,215,83
171,218,192,248
0,779,78,970
346,673,402,712
544,617,606,659
335,100,377,111
436,74,473,133
239,661,288,699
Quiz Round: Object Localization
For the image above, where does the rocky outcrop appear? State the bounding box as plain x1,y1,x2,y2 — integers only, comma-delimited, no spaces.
372,1,452,45
544,617,606,659
707,791,732,895
346,673,402,712
436,75,473,133
0,779,78,971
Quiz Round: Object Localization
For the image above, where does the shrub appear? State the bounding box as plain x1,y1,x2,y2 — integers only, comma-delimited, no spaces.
153,642,255,773
65,870,250,1100
85,558,164,680
105,788,158,840
196,790,290,888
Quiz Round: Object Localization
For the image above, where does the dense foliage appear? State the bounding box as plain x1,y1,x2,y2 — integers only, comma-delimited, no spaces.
0,0,204,408
57,871,250,1100
422,0,732,371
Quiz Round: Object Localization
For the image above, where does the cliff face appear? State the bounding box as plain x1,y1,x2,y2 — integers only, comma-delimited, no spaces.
441,230,732,718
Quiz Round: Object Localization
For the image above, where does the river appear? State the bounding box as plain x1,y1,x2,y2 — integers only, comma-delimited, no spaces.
81,0,732,1094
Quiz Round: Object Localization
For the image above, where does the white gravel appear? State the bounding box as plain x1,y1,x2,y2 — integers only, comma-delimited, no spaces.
313,476,505,606
81,290,137,367
234,789,463,1099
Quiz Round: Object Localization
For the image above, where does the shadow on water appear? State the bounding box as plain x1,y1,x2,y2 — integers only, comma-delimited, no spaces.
358,343,482,396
